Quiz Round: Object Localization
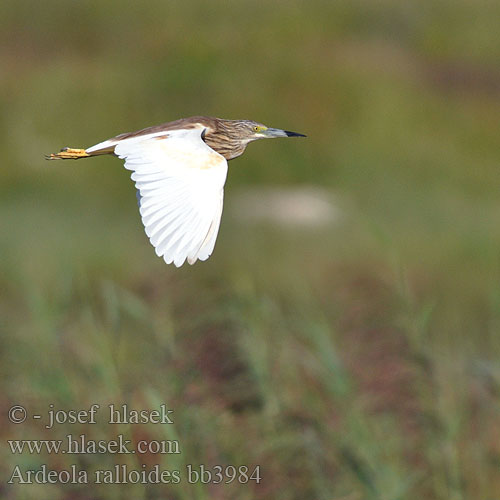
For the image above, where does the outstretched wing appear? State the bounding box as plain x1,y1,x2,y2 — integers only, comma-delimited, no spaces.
91,128,228,267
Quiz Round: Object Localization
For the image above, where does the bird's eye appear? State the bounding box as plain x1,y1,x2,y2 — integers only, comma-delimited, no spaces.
253,126,259,132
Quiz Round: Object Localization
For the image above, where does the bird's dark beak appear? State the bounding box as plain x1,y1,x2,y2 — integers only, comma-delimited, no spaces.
264,128,306,138
284,130,306,137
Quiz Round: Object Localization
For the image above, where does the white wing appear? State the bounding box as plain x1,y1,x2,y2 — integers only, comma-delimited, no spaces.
100,128,228,267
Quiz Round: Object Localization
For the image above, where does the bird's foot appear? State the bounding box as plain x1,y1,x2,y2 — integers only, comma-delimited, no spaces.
45,147,90,160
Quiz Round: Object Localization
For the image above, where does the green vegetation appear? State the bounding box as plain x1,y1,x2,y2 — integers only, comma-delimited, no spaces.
2,1,500,498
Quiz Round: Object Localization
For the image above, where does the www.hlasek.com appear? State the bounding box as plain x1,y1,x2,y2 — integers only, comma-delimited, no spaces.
8,433,180,455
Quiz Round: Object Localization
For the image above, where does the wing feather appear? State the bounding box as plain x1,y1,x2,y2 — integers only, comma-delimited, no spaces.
195,190,224,262
110,128,228,266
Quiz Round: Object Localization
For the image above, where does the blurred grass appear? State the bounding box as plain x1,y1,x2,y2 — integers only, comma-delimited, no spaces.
2,0,500,499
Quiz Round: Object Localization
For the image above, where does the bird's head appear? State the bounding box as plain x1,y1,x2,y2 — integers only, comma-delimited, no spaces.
203,118,306,160
235,120,307,143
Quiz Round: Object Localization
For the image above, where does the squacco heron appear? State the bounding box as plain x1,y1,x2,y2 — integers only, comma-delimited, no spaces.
47,116,306,267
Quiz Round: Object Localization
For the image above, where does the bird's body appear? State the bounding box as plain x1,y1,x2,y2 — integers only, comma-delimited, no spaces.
47,116,305,267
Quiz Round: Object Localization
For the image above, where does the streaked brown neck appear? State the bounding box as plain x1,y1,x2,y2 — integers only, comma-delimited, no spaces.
202,118,248,161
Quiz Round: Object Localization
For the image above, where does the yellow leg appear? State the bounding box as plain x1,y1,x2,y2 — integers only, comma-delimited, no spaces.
46,147,90,160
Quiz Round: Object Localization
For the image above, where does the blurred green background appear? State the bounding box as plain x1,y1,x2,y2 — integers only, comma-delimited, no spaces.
2,1,500,499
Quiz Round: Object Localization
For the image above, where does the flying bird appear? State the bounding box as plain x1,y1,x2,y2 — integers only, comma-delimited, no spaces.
47,116,306,267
